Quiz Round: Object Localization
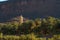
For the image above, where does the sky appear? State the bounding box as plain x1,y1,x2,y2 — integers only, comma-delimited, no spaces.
0,0,8,2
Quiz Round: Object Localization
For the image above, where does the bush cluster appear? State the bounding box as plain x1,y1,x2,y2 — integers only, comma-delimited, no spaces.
0,16,60,36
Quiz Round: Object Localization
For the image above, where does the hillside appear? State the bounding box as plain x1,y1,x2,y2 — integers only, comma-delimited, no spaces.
0,0,59,22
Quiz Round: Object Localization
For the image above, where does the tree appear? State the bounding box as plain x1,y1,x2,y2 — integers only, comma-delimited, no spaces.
35,18,41,27
18,20,36,35
40,18,49,36
46,16,58,34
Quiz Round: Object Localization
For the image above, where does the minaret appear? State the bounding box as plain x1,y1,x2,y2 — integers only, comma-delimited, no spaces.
19,15,23,24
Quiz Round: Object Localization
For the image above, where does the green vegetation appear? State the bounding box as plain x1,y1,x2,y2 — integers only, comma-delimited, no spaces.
0,16,60,40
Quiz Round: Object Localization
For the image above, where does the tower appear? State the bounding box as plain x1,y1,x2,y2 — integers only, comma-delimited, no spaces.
19,15,23,24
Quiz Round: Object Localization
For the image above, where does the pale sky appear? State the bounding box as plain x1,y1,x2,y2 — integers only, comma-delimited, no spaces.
0,0,8,2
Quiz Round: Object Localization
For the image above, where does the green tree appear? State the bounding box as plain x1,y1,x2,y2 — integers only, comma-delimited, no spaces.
46,16,58,34
18,20,36,35
35,18,41,27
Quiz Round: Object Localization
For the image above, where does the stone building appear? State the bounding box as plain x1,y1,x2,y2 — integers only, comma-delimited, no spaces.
6,15,24,24
19,15,24,24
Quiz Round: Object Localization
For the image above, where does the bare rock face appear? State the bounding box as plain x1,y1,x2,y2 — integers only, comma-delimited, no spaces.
0,0,58,22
